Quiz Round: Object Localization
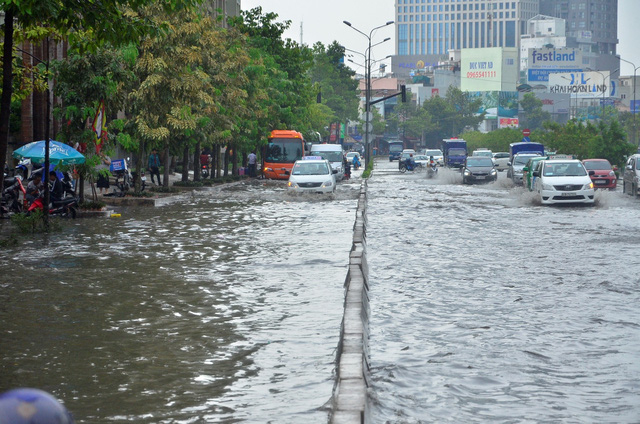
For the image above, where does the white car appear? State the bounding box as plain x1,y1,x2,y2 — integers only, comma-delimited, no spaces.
414,154,429,167
345,151,361,165
533,159,595,205
424,149,444,166
508,153,541,184
493,152,510,171
287,158,337,193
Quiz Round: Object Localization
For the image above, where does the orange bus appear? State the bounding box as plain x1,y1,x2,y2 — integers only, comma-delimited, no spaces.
263,130,306,180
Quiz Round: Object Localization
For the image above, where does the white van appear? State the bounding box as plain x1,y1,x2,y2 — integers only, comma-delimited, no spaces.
309,144,345,181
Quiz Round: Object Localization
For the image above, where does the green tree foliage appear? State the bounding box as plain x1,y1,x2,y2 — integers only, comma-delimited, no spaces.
519,93,551,130
540,119,635,166
229,7,314,141
309,41,359,128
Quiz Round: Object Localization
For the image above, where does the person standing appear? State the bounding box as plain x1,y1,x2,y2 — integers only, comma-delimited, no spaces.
148,148,161,185
96,154,111,195
247,151,257,177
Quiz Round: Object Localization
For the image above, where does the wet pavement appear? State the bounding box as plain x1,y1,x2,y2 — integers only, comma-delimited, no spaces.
366,161,640,423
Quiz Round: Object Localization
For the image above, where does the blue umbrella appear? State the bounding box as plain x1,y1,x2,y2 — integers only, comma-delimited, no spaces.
13,140,86,165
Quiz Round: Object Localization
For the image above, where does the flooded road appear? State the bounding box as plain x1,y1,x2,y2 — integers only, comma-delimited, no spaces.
0,180,361,423
366,161,640,423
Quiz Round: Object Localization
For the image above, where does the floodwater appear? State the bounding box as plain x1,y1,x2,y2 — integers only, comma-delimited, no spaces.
366,162,640,423
0,179,361,423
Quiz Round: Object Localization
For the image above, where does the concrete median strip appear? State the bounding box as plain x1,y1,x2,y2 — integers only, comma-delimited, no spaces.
331,180,369,424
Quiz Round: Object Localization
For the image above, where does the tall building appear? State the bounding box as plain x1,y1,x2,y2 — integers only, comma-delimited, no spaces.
203,0,242,27
539,0,617,56
392,0,539,76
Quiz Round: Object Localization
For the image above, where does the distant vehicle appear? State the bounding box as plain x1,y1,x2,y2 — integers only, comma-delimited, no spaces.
472,149,493,159
508,153,541,185
462,156,497,184
509,141,545,161
622,154,640,196
522,156,548,191
345,151,361,164
287,158,337,193
309,144,345,181
492,152,510,171
582,159,616,190
414,154,429,167
399,150,417,170
264,130,306,180
533,159,595,205
424,149,444,165
442,139,467,168
388,140,404,161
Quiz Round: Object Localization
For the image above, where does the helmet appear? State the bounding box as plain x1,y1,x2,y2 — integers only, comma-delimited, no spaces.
0,388,74,423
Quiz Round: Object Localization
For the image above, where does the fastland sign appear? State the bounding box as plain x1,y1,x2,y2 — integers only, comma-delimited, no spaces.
531,49,577,65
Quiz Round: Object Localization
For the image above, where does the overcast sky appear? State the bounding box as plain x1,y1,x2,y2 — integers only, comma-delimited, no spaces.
242,0,640,76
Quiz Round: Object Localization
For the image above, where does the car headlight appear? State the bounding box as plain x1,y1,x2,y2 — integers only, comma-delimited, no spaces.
463,169,471,176
288,181,298,188
609,171,616,177
542,183,554,190
490,169,497,175
322,180,333,188
584,182,594,190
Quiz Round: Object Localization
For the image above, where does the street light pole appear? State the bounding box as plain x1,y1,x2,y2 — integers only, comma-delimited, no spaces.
343,20,393,165
619,57,640,145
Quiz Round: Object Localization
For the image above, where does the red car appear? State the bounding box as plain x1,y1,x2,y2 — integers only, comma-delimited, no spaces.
582,159,617,189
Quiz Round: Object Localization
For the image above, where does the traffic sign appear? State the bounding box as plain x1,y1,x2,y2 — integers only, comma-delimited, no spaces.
522,128,531,137
522,136,531,143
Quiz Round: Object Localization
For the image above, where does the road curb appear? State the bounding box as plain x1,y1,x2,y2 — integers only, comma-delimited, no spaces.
331,180,369,424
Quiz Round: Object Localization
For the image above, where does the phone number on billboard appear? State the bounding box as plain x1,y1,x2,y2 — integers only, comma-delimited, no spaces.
466,71,497,79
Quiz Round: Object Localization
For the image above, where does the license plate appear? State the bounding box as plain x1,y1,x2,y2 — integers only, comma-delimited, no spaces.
561,192,576,197
595,180,607,184
475,176,485,180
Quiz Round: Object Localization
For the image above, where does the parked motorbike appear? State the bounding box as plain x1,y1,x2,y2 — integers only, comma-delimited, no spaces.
131,170,147,191
399,162,423,173
112,158,133,194
0,176,26,217
27,195,78,219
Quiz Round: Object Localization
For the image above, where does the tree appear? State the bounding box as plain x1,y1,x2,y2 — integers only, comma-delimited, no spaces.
0,0,200,193
520,93,551,130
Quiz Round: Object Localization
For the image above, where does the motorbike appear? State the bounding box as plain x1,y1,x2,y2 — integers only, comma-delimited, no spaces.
427,162,438,178
1,176,26,217
27,194,79,219
201,164,209,179
399,161,423,173
131,170,147,191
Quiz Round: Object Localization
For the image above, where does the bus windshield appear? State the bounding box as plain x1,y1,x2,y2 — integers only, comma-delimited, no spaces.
389,144,403,152
266,138,304,163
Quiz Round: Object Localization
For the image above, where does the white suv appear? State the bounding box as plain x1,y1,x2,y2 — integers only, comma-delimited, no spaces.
623,154,640,197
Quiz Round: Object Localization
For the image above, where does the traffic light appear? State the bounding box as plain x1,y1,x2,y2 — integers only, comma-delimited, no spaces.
401,85,407,103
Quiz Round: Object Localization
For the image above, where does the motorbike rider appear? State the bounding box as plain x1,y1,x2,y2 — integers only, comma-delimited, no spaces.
405,154,416,170
429,155,438,170
352,154,361,170
49,171,64,202
26,173,43,204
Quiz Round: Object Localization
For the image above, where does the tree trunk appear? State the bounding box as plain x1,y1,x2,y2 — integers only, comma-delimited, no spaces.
210,147,217,179
231,147,238,175
163,142,170,187
134,141,143,192
181,143,189,182
193,141,201,181
223,147,229,176
0,7,14,195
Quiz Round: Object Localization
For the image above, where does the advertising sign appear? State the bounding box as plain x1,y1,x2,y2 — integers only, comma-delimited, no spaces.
527,48,583,82
500,118,519,128
468,91,519,119
632,100,640,114
461,48,503,91
548,71,613,99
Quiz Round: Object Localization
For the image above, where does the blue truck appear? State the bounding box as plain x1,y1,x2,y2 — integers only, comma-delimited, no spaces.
388,140,404,161
509,142,545,160
442,139,467,168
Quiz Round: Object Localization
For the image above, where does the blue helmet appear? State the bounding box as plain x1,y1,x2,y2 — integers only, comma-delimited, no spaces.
0,388,74,423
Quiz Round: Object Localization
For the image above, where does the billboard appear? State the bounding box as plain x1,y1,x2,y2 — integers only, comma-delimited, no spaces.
461,48,518,92
467,91,519,119
499,118,519,128
527,47,583,82
548,71,615,99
